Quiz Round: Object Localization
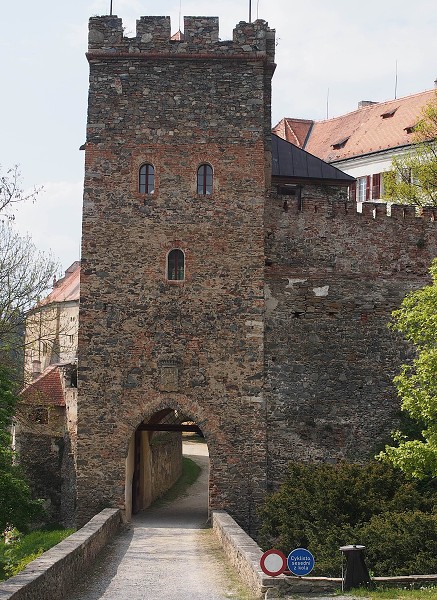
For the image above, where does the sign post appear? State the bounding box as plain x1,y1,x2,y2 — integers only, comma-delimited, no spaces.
287,548,315,577
260,549,287,577
260,547,315,578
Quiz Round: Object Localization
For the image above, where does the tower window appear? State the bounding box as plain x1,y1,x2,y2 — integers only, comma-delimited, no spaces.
197,164,213,195
139,163,155,194
167,249,185,281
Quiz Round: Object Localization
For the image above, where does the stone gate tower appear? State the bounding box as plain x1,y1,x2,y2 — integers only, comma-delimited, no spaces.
78,15,275,529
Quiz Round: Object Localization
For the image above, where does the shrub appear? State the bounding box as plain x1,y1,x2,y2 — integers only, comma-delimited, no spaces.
258,461,437,577
358,511,437,576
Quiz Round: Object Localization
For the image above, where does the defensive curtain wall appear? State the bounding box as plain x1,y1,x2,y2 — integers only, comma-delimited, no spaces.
77,15,275,532
77,14,437,532
265,190,437,488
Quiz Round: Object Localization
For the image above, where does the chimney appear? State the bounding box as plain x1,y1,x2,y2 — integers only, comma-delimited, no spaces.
358,100,378,109
32,360,42,380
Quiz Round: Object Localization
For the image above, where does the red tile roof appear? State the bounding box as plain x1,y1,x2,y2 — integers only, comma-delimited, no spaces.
20,365,65,406
40,261,80,306
275,89,436,163
273,118,312,147
171,30,184,41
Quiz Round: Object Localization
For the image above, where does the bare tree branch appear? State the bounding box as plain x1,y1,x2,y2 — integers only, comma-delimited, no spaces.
0,222,58,357
0,165,43,221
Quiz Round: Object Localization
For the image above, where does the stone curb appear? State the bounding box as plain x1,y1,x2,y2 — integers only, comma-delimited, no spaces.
0,508,122,600
212,510,341,598
212,511,437,598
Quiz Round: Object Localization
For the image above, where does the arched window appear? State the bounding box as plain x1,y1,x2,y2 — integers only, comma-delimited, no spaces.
167,249,185,281
139,163,155,194
197,164,213,195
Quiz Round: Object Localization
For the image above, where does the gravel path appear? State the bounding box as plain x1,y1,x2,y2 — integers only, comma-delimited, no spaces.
66,441,246,600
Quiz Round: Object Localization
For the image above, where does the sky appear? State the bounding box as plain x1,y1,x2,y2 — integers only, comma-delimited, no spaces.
1,0,436,274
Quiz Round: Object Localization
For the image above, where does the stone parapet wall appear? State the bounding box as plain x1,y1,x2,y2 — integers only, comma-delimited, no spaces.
87,16,275,63
0,509,121,600
212,510,340,598
267,192,437,276
212,510,268,597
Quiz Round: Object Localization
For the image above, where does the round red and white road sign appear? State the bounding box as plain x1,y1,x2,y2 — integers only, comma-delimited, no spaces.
260,549,287,577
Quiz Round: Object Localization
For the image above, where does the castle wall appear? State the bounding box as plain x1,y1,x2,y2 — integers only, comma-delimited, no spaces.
150,433,182,503
265,187,437,486
77,12,437,532
77,15,275,532
15,431,77,526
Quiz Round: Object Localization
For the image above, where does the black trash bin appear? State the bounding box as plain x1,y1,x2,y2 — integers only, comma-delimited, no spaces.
340,545,371,591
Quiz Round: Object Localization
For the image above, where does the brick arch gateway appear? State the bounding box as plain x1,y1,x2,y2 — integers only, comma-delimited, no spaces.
124,405,209,522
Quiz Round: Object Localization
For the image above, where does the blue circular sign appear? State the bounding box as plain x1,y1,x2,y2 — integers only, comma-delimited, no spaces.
287,548,315,576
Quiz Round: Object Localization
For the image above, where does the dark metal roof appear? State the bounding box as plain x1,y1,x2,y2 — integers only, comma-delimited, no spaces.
271,133,355,185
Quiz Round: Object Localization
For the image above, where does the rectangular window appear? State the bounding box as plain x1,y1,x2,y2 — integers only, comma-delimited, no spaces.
372,173,381,200
357,177,367,202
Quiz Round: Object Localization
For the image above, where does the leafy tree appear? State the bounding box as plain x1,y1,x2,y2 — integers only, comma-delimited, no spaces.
378,259,437,478
383,93,437,206
0,365,42,533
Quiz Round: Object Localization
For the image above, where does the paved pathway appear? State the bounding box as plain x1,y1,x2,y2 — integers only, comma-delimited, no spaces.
66,441,247,600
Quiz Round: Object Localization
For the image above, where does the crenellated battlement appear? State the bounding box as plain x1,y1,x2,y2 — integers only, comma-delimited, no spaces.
272,193,437,223
87,15,275,62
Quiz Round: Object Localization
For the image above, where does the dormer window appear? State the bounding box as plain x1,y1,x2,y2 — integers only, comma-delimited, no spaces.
332,137,350,150
404,124,417,134
139,163,155,194
197,164,213,195
381,107,398,119
167,249,185,281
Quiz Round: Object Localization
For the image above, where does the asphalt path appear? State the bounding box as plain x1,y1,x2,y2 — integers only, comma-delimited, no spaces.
66,441,246,600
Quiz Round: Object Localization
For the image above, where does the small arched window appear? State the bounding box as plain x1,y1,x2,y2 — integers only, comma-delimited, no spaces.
197,164,213,195
167,249,185,281
139,163,155,194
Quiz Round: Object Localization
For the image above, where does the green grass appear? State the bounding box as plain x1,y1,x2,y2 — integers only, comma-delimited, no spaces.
0,528,75,581
345,586,437,599
152,456,201,507
182,433,207,444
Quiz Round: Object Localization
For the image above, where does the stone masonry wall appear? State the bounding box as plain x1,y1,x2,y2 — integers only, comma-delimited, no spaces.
150,433,182,503
0,509,121,600
264,188,437,486
77,11,436,531
77,15,275,532
17,432,63,520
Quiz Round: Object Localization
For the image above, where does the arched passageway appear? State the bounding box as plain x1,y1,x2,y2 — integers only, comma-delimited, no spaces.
125,408,208,521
